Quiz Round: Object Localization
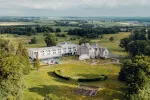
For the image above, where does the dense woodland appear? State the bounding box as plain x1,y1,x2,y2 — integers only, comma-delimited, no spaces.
68,27,121,38
120,29,150,56
0,25,131,38
0,39,30,99
119,29,150,99
0,26,57,36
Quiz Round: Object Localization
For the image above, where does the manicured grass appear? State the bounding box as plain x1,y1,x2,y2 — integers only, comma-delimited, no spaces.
0,31,128,100
91,32,130,56
23,59,125,100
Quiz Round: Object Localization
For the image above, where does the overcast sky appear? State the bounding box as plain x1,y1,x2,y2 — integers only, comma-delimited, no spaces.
0,0,150,17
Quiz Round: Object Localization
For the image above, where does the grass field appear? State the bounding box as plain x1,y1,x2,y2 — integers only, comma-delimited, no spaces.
0,30,129,100
23,57,125,100
91,32,130,56
0,32,130,57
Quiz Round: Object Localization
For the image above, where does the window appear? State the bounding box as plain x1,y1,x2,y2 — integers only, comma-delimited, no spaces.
34,52,38,55
47,53,51,55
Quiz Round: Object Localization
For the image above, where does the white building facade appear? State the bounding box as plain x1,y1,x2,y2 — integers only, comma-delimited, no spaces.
28,42,109,60
77,43,109,60
28,42,77,60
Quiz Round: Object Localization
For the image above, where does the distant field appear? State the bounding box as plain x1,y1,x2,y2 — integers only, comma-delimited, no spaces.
24,57,125,100
0,22,36,26
52,26,79,31
87,21,126,27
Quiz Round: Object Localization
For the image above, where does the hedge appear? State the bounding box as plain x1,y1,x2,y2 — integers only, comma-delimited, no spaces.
53,70,108,82
78,75,108,82
53,70,71,80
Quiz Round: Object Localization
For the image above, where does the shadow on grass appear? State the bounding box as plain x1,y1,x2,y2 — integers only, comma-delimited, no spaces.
74,73,103,78
97,88,126,100
28,85,126,100
47,72,77,85
29,85,75,99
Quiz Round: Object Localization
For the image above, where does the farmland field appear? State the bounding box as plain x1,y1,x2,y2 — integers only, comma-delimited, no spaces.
0,22,36,26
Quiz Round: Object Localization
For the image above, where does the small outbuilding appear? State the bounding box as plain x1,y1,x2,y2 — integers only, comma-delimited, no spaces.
79,54,90,60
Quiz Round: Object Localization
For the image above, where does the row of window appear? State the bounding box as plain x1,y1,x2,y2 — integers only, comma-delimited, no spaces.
39,47,76,53
39,49,76,53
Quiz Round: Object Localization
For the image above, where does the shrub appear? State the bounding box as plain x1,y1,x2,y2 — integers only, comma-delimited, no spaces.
109,36,114,42
53,70,71,80
29,37,37,44
78,75,108,82
14,34,20,37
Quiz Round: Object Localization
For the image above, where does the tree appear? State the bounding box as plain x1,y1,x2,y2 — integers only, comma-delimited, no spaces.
0,40,25,100
131,30,146,40
55,28,61,33
30,37,37,44
148,30,150,40
26,27,37,36
16,43,30,75
79,38,90,45
45,34,56,47
120,38,131,51
119,56,150,95
0,56,24,100
109,37,114,42
127,40,149,56
34,55,40,71
135,81,150,100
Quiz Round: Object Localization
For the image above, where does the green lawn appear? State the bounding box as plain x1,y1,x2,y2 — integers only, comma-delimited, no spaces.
0,31,129,100
91,32,130,56
24,58,125,100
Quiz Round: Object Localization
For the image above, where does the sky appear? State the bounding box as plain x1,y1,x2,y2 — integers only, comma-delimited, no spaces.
0,0,150,17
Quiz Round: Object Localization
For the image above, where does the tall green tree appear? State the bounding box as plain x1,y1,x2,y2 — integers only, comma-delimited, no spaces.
0,56,24,100
34,55,40,71
148,30,150,40
16,43,30,75
0,39,25,100
120,38,131,52
45,34,56,47
79,38,90,45
127,40,149,56
119,56,150,96
55,28,61,33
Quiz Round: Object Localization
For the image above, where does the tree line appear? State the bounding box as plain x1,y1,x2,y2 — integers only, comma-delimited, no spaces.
0,39,30,99
0,26,61,36
68,27,121,38
119,29,150,99
120,29,150,56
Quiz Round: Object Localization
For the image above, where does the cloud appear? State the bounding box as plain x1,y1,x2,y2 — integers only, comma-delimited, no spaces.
1,0,150,10
0,0,150,16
